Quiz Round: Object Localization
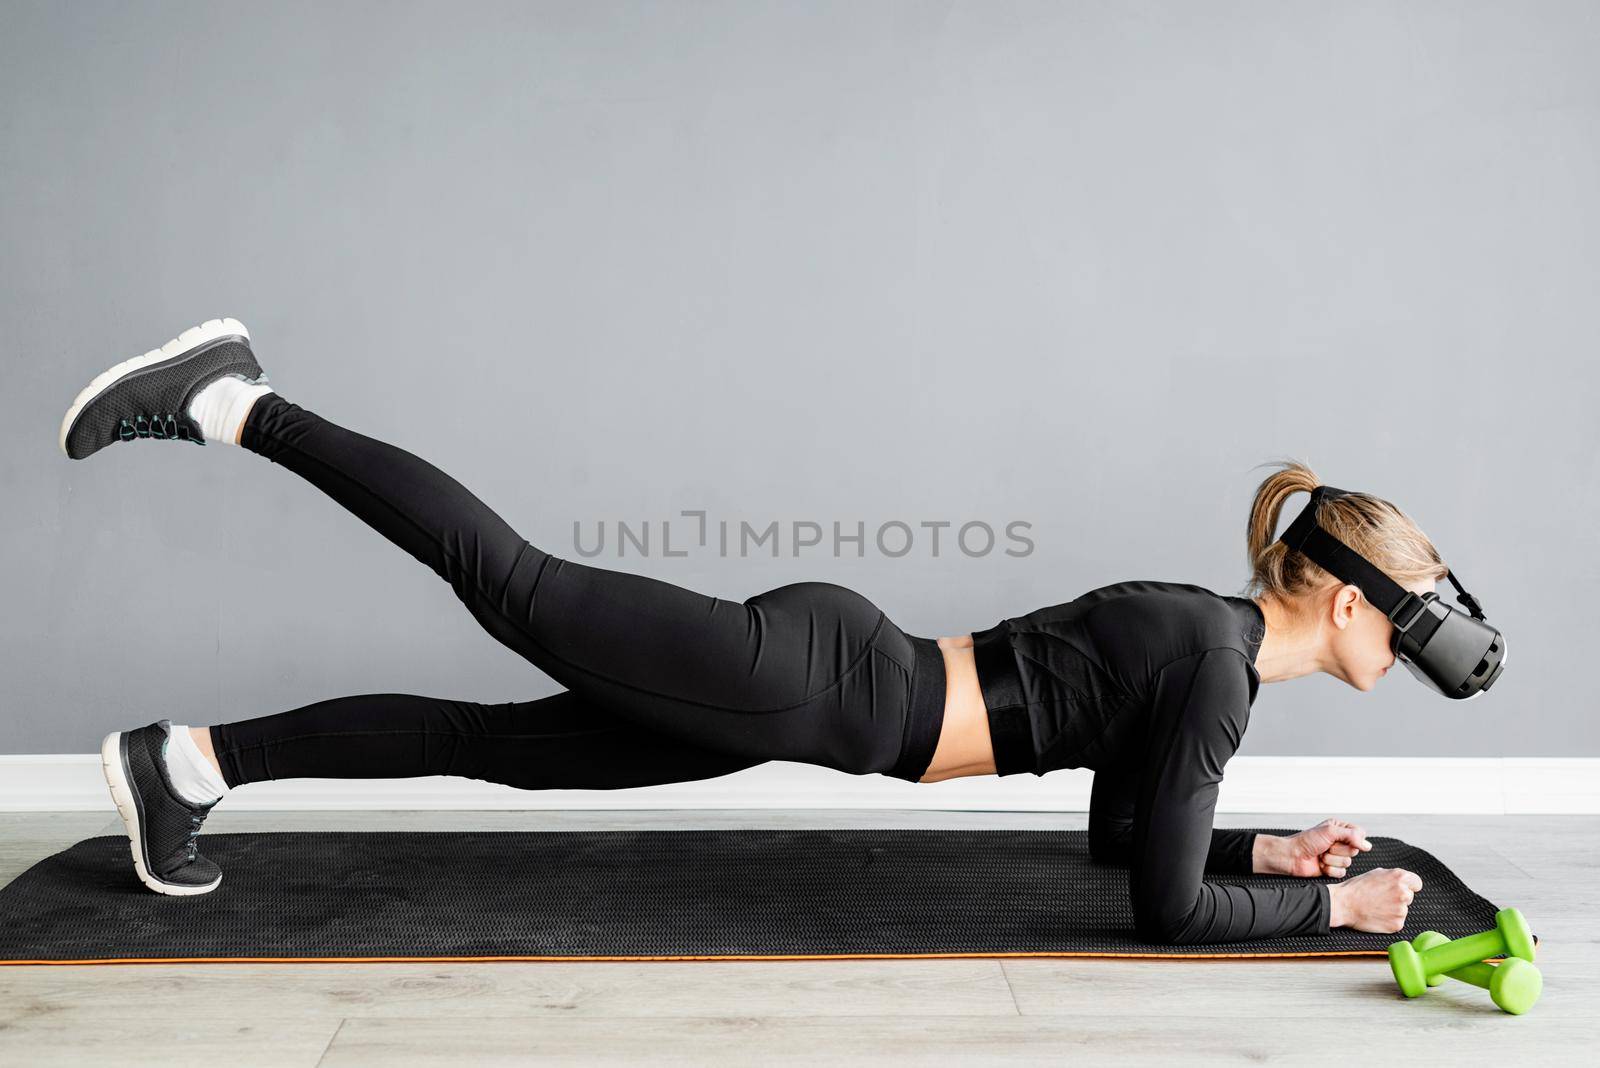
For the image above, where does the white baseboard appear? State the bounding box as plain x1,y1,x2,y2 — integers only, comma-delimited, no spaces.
1,755,1596,814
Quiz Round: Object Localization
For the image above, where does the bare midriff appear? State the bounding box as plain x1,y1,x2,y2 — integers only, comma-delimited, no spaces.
919,635,998,782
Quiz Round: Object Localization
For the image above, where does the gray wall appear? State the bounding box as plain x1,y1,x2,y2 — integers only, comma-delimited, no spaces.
2,0,1594,757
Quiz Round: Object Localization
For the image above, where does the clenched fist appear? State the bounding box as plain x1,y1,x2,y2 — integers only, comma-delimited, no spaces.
1264,818,1373,878
1328,867,1424,932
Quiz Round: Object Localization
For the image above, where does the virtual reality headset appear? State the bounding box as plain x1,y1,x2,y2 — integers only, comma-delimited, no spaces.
1278,485,1505,700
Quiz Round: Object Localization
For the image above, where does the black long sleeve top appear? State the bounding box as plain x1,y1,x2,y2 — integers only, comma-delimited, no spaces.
971,579,1331,945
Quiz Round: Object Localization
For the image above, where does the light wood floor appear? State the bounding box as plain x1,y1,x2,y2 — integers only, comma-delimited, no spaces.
1,809,1593,1066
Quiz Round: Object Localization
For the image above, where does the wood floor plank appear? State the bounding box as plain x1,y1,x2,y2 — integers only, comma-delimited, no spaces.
317,1013,1598,1066
1002,950,1599,1017
0,1016,340,1068
0,959,1018,1021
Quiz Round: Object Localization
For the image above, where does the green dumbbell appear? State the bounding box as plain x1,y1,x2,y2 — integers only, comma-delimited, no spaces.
1388,908,1536,998
1411,931,1543,1015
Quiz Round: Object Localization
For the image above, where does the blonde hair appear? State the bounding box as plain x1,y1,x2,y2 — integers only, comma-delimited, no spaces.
1244,458,1449,604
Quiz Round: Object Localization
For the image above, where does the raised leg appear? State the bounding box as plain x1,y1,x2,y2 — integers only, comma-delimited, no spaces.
239,394,913,774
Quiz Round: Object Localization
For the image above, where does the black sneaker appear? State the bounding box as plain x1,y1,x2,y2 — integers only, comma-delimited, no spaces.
100,720,223,895
59,318,267,460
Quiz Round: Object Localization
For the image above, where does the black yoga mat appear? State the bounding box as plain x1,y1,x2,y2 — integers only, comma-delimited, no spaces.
0,828,1524,963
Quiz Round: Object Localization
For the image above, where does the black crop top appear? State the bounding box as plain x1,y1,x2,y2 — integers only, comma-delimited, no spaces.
972,579,1331,945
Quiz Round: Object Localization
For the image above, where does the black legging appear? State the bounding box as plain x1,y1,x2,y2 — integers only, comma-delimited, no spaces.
211,394,947,789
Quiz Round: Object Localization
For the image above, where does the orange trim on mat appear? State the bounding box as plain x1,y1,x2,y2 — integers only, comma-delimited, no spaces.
1,949,1404,966
2,937,1533,966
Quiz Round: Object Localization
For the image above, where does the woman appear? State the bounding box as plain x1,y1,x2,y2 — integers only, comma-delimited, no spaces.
61,318,1432,946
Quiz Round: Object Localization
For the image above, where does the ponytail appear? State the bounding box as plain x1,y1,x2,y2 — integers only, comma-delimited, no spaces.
1243,458,1448,602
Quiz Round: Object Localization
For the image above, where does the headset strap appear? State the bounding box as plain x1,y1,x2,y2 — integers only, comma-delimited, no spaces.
1279,484,1488,624
1278,485,1412,620
1443,569,1486,620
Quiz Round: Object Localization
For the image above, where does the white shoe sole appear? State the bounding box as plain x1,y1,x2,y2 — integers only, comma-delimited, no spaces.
100,730,223,896
59,317,252,458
